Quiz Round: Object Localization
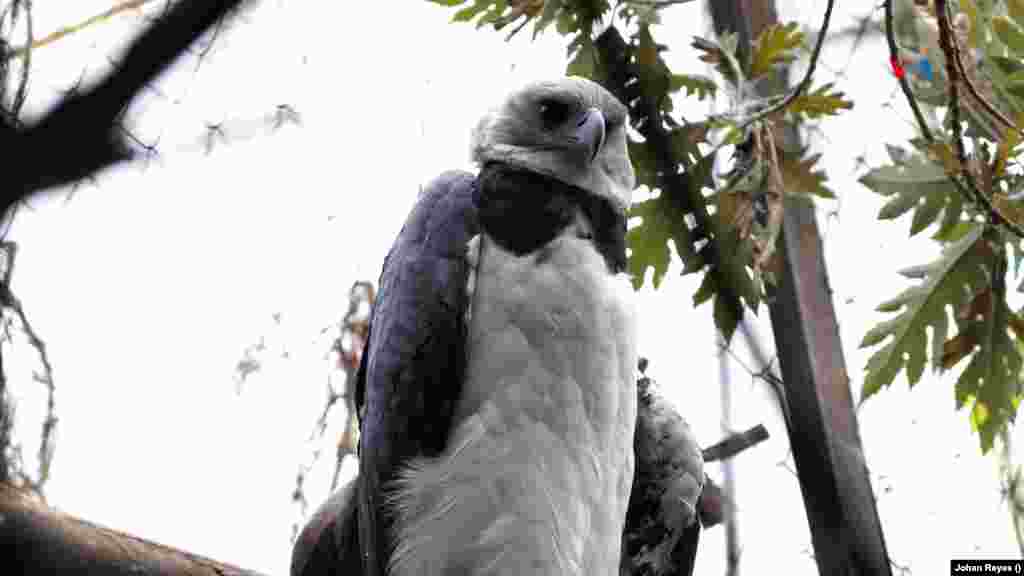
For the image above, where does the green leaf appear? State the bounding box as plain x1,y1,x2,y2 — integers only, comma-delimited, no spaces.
693,271,715,306
669,73,717,101
714,291,742,343
932,207,970,242
566,35,597,80
628,136,658,190
1011,0,1024,27
428,0,466,5
668,124,707,166
953,292,1023,453
452,0,490,22
935,240,1024,453
535,0,563,38
788,83,853,120
691,35,739,87
994,16,1024,58
750,22,803,79
640,6,662,25
860,226,988,399
627,193,692,290
710,216,760,313
859,153,964,237
886,144,909,165
635,25,671,105
476,0,508,29
627,154,714,290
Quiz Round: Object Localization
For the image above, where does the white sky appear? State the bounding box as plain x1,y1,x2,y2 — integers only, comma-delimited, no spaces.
4,1,1022,574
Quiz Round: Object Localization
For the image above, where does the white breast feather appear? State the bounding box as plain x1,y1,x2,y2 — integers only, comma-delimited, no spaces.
387,230,638,576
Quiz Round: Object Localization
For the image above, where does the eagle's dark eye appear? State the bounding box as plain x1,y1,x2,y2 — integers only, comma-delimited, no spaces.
538,99,571,130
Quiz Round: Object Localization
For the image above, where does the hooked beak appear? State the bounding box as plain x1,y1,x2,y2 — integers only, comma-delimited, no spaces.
572,107,606,164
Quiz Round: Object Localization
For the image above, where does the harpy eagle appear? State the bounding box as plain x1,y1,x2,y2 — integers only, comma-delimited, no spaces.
355,76,638,576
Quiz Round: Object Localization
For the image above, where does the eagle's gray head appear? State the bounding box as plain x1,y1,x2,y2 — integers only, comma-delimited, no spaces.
470,76,636,213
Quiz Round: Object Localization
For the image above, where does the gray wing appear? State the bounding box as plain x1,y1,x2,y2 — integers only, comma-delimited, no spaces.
355,170,480,576
622,371,705,576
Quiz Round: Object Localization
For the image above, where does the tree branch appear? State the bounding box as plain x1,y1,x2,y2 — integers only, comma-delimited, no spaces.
0,483,271,576
2,0,158,63
701,424,770,463
2,0,247,210
883,0,934,141
948,13,1022,137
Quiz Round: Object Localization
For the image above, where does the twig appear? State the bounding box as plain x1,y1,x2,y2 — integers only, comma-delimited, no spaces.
2,0,248,207
8,0,32,117
732,0,835,131
702,424,770,462
2,0,157,63
884,0,934,141
0,242,56,497
701,0,835,165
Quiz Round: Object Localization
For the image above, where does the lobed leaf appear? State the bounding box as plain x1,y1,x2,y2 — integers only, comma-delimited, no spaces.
859,153,965,238
949,250,1024,453
994,15,1024,58
788,83,853,120
669,74,717,101
627,194,691,291
860,225,988,399
750,22,803,79
779,150,834,198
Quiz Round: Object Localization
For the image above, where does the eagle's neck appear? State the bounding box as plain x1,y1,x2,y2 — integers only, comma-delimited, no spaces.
475,162,627,274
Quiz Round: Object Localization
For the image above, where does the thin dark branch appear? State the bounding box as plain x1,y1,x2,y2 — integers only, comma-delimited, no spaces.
731,0,836,130
883,0,933,141
2,0,160,63
9,0,31,118
2,0,248,209
702,424,770,463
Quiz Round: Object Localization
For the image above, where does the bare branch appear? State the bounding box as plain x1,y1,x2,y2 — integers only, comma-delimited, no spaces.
2,0,249,207
883,0,933,141
702,424,770,463
0,241,56,498
2,0,159,63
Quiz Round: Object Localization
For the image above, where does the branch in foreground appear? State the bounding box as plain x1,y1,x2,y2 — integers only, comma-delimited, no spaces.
2,0,160,63
702,424,769,463
0,483,270,576
2,0,247,211
883,0,934,141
